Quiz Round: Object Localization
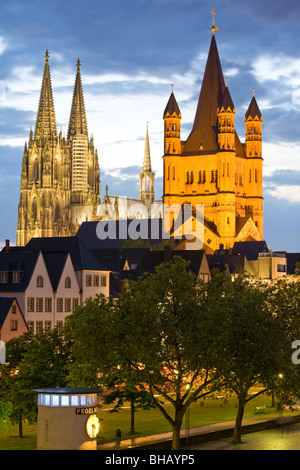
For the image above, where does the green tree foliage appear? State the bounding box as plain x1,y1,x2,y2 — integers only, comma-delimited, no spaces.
0,328,70,437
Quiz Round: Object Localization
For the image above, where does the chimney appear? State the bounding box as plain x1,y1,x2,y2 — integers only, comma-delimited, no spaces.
5,239,9,253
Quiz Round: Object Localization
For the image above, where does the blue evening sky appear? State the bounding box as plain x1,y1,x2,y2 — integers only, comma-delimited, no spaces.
0,0,300,251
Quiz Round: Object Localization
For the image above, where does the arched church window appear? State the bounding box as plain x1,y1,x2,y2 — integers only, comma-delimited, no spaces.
37,275,43,287
34,160,39,181
65,277,71,288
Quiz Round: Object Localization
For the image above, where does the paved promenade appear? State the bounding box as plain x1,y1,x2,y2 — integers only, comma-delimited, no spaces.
97,412,299,450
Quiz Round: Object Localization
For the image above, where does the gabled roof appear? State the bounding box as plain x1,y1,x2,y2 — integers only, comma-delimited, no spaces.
0,252,40,292
0,298,15,326
42,252,69,291
24,236,107,271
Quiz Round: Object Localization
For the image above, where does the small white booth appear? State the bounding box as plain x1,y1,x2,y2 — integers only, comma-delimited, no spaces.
34,387,100,450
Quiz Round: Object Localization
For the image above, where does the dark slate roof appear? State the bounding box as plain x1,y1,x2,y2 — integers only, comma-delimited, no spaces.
92,248,150,273
0,251,40,292
207,253,245,274
286,253,300,275
163,91,181,118
42,252,69,291
0,297,14,326
77,219,168,250
231,241,269,261
245,96,262,120
24,236,107,271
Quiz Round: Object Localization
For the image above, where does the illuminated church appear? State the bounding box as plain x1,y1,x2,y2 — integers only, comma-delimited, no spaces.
163,15,263,253
17,13,263,254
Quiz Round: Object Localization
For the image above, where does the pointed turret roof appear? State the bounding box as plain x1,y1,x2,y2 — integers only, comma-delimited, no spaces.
34,50,57,141
219,83,235,113
245,93,262,121
183,35,225,153
67,59,88,139
163,87,181,118
142,124,152,172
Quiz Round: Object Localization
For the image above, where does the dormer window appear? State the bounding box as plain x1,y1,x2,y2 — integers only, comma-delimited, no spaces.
12,272,21,284
0,272,8,283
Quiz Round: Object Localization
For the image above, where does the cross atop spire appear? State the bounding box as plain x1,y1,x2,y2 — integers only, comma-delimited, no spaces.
211,9,219,35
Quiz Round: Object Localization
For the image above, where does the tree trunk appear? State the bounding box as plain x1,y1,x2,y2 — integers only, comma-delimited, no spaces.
172,421,182,450
233,400,245,444
130,395,135,434
19,420,23,438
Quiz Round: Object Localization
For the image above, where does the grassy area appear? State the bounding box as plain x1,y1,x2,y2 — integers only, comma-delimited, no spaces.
0,391,282,450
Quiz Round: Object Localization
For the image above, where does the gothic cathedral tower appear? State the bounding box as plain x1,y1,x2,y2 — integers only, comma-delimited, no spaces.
16,52,100,246
162,16,263,253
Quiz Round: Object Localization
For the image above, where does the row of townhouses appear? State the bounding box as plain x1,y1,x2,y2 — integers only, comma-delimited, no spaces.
0,221,298,344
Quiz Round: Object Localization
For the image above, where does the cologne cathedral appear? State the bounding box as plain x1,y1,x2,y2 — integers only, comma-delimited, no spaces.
16,52,100,246
16,51,156,246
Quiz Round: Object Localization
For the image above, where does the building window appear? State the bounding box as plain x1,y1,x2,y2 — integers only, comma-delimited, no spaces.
65,298,71,312
10,320,18,331
57,298,63,312
11,304,16,314
86,275,92,287
27,321,34,332
36,321,43,334
72,298,79,310
186,171,189,184
65,277,71,288
37,276,43,287
93,275,99,287
277,265,286,273
190,171,194,184
56,321,63,332
0,272,8,283
27,297,34,312
45,321,51,332
36,298,43,312
101,275,107,287
45,298,52,312
12,272,21,283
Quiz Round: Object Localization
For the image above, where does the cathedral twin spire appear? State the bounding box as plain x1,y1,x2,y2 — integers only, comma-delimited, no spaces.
34,50,88,144
34,50,57,142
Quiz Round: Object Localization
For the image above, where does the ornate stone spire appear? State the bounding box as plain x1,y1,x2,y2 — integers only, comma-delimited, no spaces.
34,50,57,141
143,123,151,172
67,58,88,139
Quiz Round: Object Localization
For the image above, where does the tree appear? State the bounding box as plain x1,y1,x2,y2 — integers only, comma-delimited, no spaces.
116,257,225,450
0,327,70,437
206,271,283,444
65,294,156,434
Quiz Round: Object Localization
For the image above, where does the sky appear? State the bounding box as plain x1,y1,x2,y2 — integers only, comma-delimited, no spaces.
0,0,300,251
